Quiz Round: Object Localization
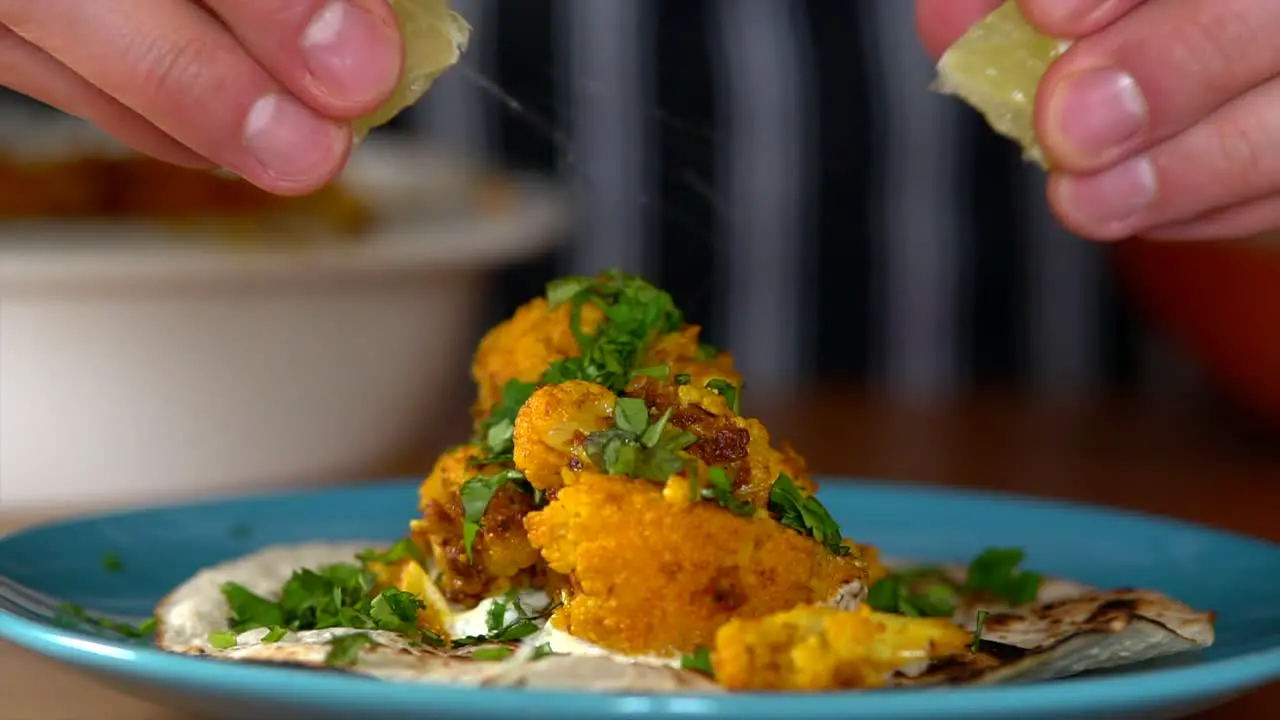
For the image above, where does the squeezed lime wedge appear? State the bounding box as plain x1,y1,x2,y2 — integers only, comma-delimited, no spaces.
351,0,472,141
933,0,1069,168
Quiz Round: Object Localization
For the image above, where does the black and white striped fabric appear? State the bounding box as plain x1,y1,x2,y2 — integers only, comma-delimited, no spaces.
411,0,1176,398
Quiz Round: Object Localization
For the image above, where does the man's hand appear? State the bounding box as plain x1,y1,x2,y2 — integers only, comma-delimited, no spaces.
917,0,1280,241
0,0,404,195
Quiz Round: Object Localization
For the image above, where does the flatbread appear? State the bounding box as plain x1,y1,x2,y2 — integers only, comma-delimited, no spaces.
153,542,720,693
153,544,1213,693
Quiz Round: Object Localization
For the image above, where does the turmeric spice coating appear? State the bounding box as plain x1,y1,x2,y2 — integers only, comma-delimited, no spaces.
524,471,868,656
712,604,972,691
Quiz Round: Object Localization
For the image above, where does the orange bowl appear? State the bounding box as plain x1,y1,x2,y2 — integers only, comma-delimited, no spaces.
1113,237,1280,428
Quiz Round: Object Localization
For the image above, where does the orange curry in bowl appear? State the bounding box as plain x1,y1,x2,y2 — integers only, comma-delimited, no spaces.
0,152,374,238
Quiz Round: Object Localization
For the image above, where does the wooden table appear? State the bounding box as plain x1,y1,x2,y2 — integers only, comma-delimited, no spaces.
2,387,1277,718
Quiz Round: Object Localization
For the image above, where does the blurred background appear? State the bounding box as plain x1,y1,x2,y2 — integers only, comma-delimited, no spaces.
0,0,1276,514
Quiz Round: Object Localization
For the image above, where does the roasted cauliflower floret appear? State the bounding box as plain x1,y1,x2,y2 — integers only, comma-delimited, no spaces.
524,471,867,656
513,380,616,491
644,325,742,388
713,604,972,691
470,298,606,426
411,445,542,604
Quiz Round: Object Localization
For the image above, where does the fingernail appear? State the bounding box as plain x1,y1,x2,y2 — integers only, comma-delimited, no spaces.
1026,0,1108,27
1056,155,1157,233
243,93,346,182
302,0,402,106
1047,67,1147,162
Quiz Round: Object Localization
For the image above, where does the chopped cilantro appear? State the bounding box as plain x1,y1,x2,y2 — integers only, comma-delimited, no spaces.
631,364,671,380
584,423,695,484
700,467,756,517
614,396,651,434
369,588,424,633
546,275,595,307
102,552,124,573
696,343,718,360
674,373,692,386
639,407,673,448
324,633,376,668
486,596,510,632
866,574,957,617
532,642,556,659
55,603,156,639
208,631,238,649
220,563,424,636
538,270,685,394
459,469,526,561
971,609,990,653
767,474,850,556
471,646,515,662
356,537,429,570
963,548,1042,606
262,626,289,643
474,379,538,457
222,583,286,631
680,646,715,676
705,379,740,414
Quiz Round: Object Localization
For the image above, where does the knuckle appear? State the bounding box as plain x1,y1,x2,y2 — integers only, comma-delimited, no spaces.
1209,115,1269,185
132,31,225,103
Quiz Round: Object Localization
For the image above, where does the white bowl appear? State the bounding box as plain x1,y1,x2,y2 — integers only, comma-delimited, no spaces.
0,135,566,510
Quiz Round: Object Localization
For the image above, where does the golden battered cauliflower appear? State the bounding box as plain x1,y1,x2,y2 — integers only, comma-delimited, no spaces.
645,325,743,389
470,298,606,426
524,471,868,656
713,604,972,691
513,380,616,491
412,445,542,604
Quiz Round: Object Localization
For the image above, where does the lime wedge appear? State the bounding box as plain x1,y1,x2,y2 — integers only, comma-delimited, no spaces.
351,0,472,142
933,1,1069,168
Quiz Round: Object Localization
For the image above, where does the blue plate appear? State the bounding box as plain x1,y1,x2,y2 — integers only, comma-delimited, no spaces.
2,478,1279,720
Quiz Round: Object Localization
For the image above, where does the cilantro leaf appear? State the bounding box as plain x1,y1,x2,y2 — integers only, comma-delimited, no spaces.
674,373,692,386
701,467,756,517
55,603,156,639
640,407,673,449
459,469,526,561
486,597,509,633
680,646,715,676
473,379,538,454
696,343,718,360
324,633,376,668
866,575,957,617
767,474,850,556
546,276,595,307
963,548,1042,606
222,582,285,632
356,537,429,570
705,379,740,414
262,626,288,643
471,646,515,661
614,396,650,434
532,642,556,659
631,364,671,380
369,588,425,633
208,631,238,649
